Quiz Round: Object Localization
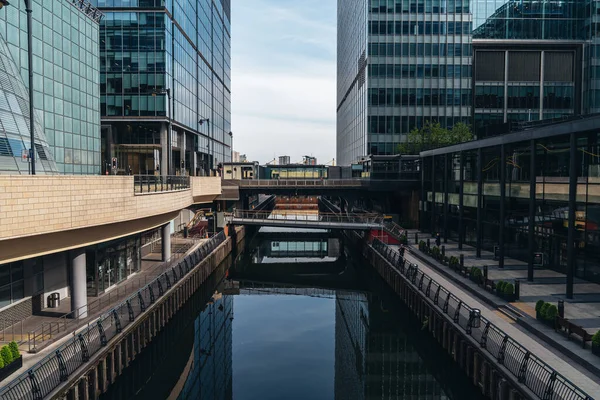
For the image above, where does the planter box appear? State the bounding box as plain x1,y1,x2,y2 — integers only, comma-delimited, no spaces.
498,292,518,302
593,343,600,357
0,356,22,382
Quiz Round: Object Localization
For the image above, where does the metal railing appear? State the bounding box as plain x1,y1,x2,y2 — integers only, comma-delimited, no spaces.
238,179,369,188
0,320,23,343
25,240,199,353
229,210,385,227
0,232,226,400
371,239,593,400
133,175,190,194
383,220,406,240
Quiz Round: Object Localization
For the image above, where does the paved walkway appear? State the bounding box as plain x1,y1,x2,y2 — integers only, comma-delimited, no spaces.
396,244,600,397
0,236,205,383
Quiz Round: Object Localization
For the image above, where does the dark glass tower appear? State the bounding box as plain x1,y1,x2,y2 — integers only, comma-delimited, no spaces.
93,0,232,176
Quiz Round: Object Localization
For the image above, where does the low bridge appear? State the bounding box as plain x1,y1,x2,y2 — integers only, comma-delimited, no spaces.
226,210,384,230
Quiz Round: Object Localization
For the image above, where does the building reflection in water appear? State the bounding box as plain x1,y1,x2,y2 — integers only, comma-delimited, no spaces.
177,291,233,400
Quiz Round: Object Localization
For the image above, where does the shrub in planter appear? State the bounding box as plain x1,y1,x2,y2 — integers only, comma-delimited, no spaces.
545,305,558,323
419,240,426,252
0,346,12,366
496,281,505,293
0,356,4,369
539,302,551,321
504,283,514,295
449,256,458,270
535,300,545,314
400,234,408,245
8,342,18,360
592,331,600,356
470,267,483,284
431,246,441,260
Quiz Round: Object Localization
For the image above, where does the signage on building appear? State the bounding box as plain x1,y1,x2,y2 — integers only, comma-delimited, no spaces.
21,149,28,162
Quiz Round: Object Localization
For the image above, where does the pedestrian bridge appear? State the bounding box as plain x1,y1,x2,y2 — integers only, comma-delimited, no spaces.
226,210,384,230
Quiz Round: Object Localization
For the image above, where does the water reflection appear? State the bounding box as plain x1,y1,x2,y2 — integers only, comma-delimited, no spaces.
104,225,482,400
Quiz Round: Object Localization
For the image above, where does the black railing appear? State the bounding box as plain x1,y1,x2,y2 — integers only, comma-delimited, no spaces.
0,232,226,400
371,239,593,400
133,175,190,194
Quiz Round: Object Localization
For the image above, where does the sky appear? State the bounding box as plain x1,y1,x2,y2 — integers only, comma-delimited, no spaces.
231,0,337,165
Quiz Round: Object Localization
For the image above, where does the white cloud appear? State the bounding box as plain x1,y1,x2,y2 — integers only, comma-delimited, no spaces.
231,0,337,164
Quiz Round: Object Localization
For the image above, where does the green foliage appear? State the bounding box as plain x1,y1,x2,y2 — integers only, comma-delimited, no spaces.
535,300,545,313
397,120,473,154
8,342,19,360
419,240,426,251
545,305,558,321
399,234,408,245
0,355,4,369
496,281,505,292
540,302,551,320
593,331,600,347
470,267,483,283
431,246,441,259
0,345,13,366
503,283,515,296
449,256,459,269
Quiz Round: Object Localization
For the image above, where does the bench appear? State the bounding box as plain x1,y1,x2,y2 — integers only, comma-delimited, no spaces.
555,316,593,348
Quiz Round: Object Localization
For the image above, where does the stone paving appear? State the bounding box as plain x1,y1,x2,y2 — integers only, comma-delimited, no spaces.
407,231,600,333
399,245,600,397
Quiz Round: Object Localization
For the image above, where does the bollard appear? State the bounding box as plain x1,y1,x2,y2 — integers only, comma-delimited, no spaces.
415,232,419,244
460,254,464,267
515,280,520,300
483,265,488,281
441,245,445,257
558,299,564,318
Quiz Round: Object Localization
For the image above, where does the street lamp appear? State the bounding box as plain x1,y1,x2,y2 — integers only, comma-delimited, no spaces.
228,131,233,163
199,117,210,173
3,1,36,174
152,88,172,176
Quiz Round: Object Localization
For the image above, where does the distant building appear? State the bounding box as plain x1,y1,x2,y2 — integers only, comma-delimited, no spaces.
232,151,240,163
303,156,317,166
264,164,327,179
239,154,248,163
223,161,259,180
279,155,291,165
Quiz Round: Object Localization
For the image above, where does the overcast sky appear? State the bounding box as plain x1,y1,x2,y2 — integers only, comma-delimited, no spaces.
231,0,337,165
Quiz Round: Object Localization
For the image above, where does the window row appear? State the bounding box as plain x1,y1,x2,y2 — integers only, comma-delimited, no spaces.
369,88,472,107
369,63,471,79
370,0,470,14
369,21,472,36
475,86,574,110
369,42,472,57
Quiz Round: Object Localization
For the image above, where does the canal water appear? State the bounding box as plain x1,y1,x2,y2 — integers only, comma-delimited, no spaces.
102,223,484,400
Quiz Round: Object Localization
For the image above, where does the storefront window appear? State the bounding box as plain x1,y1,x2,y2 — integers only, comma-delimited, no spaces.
0,261,25,309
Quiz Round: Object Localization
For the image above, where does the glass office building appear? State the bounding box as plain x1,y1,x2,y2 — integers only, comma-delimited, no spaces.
337,0,473,165
421,114,600,286
94,0,232,176
337,1,600,164
0,0,101,174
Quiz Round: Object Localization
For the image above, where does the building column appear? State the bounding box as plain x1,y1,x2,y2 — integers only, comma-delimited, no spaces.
160,122,168,177
420,157,426,231
431,155,436,235
162,223,171,262
71,248,87,319
476,147,483,258
180,131,186,174
443,153,449,243
192,151,198,176
458,151,464,250
528,139,536,281
499,144,506,269
566,132,577,299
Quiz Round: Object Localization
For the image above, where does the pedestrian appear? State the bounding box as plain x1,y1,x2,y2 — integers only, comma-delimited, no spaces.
435,232,441,247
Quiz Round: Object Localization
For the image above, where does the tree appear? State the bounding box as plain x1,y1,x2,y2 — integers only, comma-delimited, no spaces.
397,121,473,155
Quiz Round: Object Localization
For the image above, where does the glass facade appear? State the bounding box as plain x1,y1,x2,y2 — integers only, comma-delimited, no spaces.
421,117,600,285
337,0,472,165
0,261,24,308
0,0,101,174
337,1,600,163
94,0,232,176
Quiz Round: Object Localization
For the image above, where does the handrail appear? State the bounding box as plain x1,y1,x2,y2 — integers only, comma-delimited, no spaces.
0,319,23,343
371,239,594,400
229,210,385,226
133,175,190,194
0,232,226,400
25,239,199,353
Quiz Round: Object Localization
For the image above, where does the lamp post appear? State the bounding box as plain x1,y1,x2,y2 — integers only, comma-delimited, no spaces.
152,88,172,176
199,117,210,173
2,1,36,174
228,131,233,163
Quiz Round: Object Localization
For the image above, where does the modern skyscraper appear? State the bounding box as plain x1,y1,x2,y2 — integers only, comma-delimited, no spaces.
94,0,232,176
0,0,102,174
337,1,600,165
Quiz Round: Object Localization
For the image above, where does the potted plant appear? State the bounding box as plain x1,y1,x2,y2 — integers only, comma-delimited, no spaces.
535,300,545,320
539,302,551,322
419,240,426,252
470,267,483,284
545,304,558,327
496,281,505,295
592,331,600,357
503,283,516,301
0,342,23,382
